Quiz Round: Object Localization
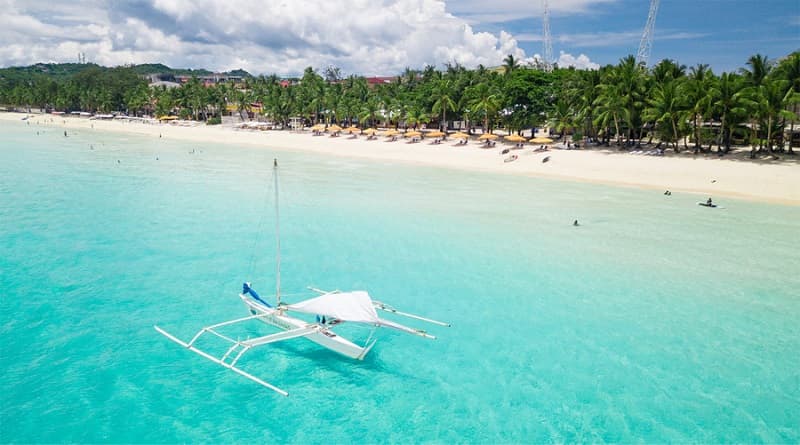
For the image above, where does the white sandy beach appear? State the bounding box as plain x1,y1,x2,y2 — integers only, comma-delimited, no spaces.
4,111,799,205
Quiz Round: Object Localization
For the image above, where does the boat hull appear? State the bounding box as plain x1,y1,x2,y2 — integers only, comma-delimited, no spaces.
239,295,374,360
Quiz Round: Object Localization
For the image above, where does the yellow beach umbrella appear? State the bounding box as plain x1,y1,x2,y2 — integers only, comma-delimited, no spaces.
343,126,360,133
478,133,498,140
384,129,399,136
426,130,445,138
504,134,527,142
530,137,553,144
159,115,179,121
451,132,469,139
405,130,422,138
327,124,343,132
310,124,325,131
362,128,378,135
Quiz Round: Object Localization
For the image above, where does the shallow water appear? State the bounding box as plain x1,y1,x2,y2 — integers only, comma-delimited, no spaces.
1,121,799,443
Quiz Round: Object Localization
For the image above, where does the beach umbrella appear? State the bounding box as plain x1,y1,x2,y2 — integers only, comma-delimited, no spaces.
310,124,325,132
426,130,445,138
451,132,469,139
384,129,399,136
405,131,422,138
343,126,360,134
530,137,553,144
362,128,378,135
504,134,527,142
327,124,343,132
478,133,498,140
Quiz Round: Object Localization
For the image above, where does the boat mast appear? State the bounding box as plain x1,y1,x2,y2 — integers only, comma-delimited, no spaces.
273,158,281,305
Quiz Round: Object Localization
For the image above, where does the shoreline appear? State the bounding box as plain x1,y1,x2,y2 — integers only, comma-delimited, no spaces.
3,111,799,206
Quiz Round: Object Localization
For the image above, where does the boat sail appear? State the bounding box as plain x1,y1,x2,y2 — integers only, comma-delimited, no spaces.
155,159,448,396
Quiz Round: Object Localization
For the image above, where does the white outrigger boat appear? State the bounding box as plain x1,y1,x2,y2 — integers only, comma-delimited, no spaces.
154,159,448,396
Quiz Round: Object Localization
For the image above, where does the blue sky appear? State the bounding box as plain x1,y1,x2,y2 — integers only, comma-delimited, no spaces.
459,0,800,72
0,0,797,75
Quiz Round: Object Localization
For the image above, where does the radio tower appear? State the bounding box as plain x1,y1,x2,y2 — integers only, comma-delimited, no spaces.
542,0,553,71
636,0,660,67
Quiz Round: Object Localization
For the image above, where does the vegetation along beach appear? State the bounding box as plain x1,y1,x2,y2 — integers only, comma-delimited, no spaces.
1,0,799,443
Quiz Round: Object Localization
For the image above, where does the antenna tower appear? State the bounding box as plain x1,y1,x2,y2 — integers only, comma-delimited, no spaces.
542,0,553,71
636,0,660,67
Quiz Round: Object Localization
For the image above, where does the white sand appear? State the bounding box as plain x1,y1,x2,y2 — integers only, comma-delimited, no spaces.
4,112,799,205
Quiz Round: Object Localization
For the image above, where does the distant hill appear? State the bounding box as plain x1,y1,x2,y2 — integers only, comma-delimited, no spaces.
0,63,103,81
128,64,218,76
0,62,252,81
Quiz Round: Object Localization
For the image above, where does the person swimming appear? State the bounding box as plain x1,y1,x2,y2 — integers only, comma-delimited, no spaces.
573,219,579,226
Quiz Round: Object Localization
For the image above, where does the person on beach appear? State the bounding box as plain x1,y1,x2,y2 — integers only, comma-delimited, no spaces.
573,220,579,226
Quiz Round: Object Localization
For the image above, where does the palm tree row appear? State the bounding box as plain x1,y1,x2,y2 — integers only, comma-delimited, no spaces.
556,53,800,154
3,52,798,153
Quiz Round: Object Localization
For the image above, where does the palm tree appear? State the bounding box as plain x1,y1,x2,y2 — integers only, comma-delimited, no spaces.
360,96,380,129
549,99,573,141
575,69,601,142
742,54,772,87
773,52,800,153
643,78,687,151
431,79,456,131
503,54,520,76
405,106,429,130
594,78,628,145
710,73,747,152
686,64,715,152
744,78,793,152
652,59,686,84
466,82,501,133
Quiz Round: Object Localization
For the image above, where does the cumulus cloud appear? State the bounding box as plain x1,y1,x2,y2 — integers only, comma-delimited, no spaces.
0,0,600,75
557,51,599,70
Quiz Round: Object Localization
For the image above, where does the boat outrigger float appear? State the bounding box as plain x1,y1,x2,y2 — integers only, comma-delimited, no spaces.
154,159,449,396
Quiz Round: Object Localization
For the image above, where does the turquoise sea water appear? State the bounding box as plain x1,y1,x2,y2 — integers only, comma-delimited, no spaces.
1,120,799,443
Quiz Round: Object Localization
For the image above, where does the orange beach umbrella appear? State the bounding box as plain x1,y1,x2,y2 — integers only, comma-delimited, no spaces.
504,134,527,142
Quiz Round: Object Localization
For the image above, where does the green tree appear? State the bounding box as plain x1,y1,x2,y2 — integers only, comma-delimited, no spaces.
466,82,501,133
643,78,687,151
430,79,456,131
502,54,520,76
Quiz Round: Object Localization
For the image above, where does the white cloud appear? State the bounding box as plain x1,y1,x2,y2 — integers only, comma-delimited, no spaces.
557,51,599,70
0,0,601,75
